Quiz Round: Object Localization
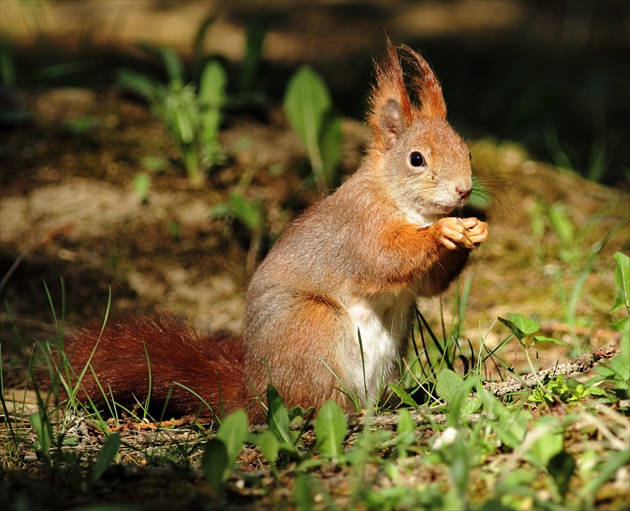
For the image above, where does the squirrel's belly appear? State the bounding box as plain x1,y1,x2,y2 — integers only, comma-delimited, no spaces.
346,294,413,403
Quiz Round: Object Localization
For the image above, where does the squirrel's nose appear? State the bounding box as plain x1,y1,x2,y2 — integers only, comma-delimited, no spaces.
455,180,472,200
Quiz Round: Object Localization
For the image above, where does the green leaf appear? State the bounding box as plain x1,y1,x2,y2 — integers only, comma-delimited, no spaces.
436,368,464,404
578,449,630,500
583,385,608,398
293,473,315,511
257,429,279,465
480,390,530,449
91,433,121,484
240,21,267,93
499,313,540,341
397,407,415,435
454,380,483,418
117,69,160,99
387,384,419,408
266,385,293,445
173,99,196,144
395,408,416,457
283,65,335,190
548,203,575,248
198,59,227,144
314,400,347,462
526,417,563,469
609,355,630,383
211,193,263,233
216,409,248,475
133,172,151,202
202,438,228,492
533,335,570,346
610,315,628,334
160,47,184,86
284,65,331,148
29,411,51,455
612,252,630,313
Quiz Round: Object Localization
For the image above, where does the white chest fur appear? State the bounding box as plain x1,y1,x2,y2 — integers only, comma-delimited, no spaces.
346,293,414,403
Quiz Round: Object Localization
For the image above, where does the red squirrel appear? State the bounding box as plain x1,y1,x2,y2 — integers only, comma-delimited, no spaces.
52,40,488,424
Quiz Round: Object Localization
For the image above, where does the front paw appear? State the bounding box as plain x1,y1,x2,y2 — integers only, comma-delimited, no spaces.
462,217,489,247
436,217,488,250
436,217,471,250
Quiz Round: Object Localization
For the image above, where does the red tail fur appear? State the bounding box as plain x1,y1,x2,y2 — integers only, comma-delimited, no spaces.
56,317,247,419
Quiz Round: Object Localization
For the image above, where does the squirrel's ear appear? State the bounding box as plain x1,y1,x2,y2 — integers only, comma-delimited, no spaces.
368,38,413,151
400,44,447,119
378,98,405,150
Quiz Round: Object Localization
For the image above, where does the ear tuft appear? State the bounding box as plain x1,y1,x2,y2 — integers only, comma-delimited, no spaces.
367,38,413,152
399,44,447,119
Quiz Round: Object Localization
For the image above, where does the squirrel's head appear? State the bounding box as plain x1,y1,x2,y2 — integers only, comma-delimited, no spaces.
367,40,472,224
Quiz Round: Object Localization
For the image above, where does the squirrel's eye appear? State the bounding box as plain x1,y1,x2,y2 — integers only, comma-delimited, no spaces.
409,151,426,167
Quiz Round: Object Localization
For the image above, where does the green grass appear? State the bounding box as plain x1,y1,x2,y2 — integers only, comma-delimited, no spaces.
1,252,628,510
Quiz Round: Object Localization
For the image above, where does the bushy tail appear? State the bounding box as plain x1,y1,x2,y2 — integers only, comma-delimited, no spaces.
44,317,247,420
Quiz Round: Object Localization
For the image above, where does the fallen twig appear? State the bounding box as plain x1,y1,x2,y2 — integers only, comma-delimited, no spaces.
483,344,617,397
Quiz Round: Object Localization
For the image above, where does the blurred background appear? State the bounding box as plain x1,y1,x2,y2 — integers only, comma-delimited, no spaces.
1,0,628,186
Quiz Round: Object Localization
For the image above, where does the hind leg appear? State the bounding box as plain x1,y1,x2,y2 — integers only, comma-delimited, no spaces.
243,292,354,420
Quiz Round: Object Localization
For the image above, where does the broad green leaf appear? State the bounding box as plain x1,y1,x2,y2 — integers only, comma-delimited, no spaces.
314,400,347,462
436,368,464,404
449,433,471,499
266,385,293,445
201,410,248,491
612,252,630,313
257,429,279,465
216,409,248,470
283,65,331,149
499,313,540,340
283,65,334,191
202,438,228,492
91,433,121,484
448,374,482,426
